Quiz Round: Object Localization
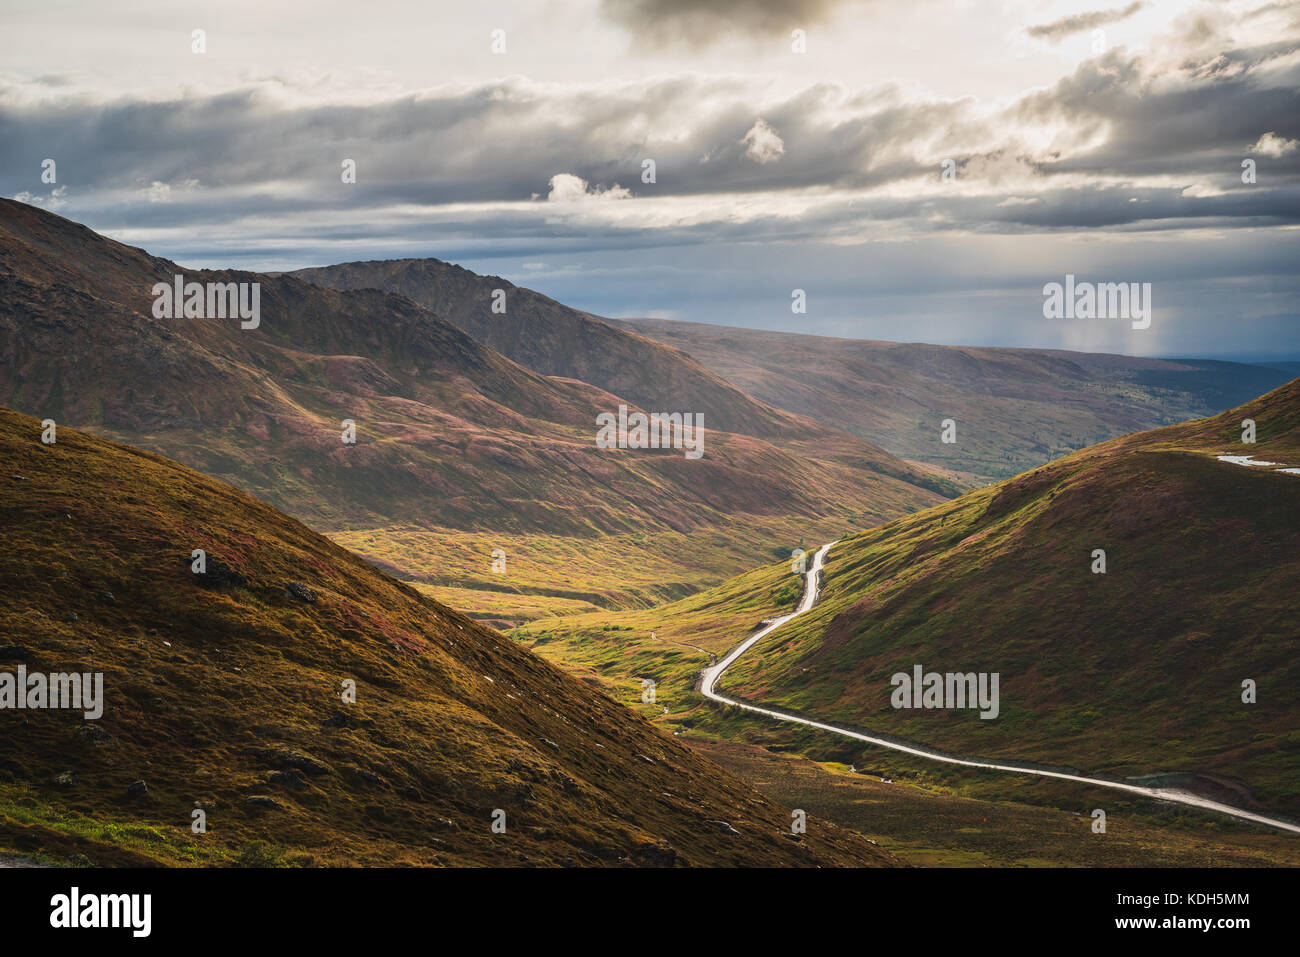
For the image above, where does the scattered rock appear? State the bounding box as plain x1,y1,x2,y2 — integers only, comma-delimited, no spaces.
508,758,540,776
126,780,148,799
99,591,116,605
245,795,280,809
65,612,78,623
51,771,78,788
255,747,333,776
189,554,247,589
267,769,307,789
708,820,741,836
347,767,389,789
76,724,113,746
285,581,316,603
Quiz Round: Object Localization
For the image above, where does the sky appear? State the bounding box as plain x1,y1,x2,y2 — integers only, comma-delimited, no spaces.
2,0,1298,359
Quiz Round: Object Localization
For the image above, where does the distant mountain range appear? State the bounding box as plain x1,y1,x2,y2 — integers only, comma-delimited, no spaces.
0,199,952,616
289,258,801,439
613,317,1293,482
289,257,1288,487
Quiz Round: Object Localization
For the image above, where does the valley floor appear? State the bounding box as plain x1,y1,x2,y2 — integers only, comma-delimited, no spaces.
691,741,1300,867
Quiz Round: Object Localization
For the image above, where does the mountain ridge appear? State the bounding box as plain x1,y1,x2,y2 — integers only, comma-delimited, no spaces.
612,315,1292,481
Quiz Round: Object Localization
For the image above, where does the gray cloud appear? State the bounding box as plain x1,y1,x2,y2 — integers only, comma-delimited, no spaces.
3,3,1297,359
1026,2,1144,41
600,0,847,44
4,37,1296,233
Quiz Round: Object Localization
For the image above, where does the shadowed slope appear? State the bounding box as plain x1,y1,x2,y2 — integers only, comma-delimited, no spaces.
0,408,898,867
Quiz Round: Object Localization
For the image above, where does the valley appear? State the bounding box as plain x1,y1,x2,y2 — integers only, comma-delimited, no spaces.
0,408,896,867
3,200,1295,869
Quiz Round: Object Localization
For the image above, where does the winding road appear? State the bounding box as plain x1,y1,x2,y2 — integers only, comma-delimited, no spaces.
700,541,1300,835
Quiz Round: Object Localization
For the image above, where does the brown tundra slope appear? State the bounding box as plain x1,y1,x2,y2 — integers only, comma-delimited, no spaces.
0,200,952,596
290,256,803,439
0,409,899,867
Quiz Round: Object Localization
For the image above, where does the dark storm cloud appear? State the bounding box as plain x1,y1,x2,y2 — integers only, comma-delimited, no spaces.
599,0,847,44
1026,2,1145,41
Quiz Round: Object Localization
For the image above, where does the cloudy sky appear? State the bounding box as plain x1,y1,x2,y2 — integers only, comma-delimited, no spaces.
3,0,1298,359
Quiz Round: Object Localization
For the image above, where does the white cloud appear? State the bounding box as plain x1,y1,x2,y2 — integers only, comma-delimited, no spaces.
11,186,67,209
740,119,784,164
1250,132,1298,158
135,178,201,203
545,172,632,202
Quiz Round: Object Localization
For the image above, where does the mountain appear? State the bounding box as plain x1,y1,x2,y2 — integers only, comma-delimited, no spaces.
0,408,897,867
528,379,1300,822
612,317,1291,482
0,199,951,617
289,257,801,438
713,377,1300,818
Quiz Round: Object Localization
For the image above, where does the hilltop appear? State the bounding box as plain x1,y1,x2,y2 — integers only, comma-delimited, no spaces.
289,257,800,438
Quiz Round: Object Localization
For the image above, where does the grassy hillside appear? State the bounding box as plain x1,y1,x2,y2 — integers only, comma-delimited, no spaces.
618,317,1290,482
720,377,1300,818
521,380,1300,832
0,408,897,867
515,552,802,718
